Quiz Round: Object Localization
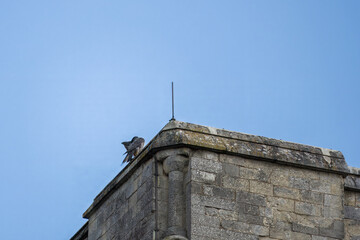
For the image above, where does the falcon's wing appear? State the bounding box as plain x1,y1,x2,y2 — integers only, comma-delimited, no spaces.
127,137,145,152
122,141,132,151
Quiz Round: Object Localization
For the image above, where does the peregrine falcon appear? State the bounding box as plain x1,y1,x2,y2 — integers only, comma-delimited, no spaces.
122,136,145,163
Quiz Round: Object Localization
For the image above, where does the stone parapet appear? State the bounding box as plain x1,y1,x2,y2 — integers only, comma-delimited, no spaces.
345,167,360,192
83,121,350,220
73,120,359,240
151,121,348,174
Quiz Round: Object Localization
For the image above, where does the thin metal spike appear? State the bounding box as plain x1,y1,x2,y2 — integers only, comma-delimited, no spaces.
170,82,175,121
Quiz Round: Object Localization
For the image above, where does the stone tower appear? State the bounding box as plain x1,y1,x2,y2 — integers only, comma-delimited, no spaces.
71,121,360,240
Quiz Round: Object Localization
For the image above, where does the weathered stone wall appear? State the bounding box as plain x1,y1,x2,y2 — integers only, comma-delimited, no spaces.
344,172,360,240
189,149,346,240
72,121,359,240
87,158,155,240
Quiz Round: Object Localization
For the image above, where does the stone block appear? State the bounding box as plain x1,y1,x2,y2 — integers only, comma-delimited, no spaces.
356,192,360,208
269,227,291,239
191,225,224,239
219,209,238,220
271,227,312,240
292,223,318,235
221,220,269,236
192,194,236,211
190,181,203,195
272,221,292,231
250,180,273,196
319,220,344,239
191,170,216,183
137,177,153,199
268,197,295,212
207,226,258,240
259,207,273,218
191,204,205,215
135,188,154,213
345,219,360,240
192,214,221,227
288,232,312,240
244,204,260,216
270,170,290,188
125,177,140,199
310,180,332,194
324,194,343,208
138,161,153,185
323,206,343,219
222,175,250,191
299,168,321,180
204,206,218,216
330,183,343,196
237,190,267,207
224,230,258,240
289,176,310,190
223,163,240,177
317,174,344,196
204,206,238,221
311,236,338,240
345,206,360,220
240,167,270,182
191,235,217,240
299,190,323,204
238,214,265,226
345,191,356,206
274,186,300,200
295,202,321,216
203,185,235,200
190,157,222,173
192,150,219,161
219,154,248,167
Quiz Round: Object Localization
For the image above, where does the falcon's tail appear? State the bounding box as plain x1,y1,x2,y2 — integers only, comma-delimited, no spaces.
122,153,132,163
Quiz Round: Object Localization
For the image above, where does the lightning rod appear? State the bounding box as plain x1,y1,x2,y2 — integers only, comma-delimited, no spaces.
171,82,175,121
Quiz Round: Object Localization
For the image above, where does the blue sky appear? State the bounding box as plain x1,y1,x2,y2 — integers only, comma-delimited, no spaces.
0,1,359,239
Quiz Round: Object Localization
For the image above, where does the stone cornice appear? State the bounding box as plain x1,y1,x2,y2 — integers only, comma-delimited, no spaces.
83,120,350,219
344,167,360,192
156,121,348,174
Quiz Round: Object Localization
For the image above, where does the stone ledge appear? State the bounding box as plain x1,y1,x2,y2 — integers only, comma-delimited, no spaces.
162,121,344,158
82,120,351,220
348,166,360,176
345,175,360,192
156,121,348,174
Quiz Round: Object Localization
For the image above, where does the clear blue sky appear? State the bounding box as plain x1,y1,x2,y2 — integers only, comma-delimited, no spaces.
0,1,359,239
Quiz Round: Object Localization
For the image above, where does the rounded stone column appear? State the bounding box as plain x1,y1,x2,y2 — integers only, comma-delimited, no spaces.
155,148,190,240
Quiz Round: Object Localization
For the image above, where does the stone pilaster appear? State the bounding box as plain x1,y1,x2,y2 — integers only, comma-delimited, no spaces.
155,148,190,240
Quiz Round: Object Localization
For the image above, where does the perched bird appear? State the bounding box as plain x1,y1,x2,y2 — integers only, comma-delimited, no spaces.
122,136,145,163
